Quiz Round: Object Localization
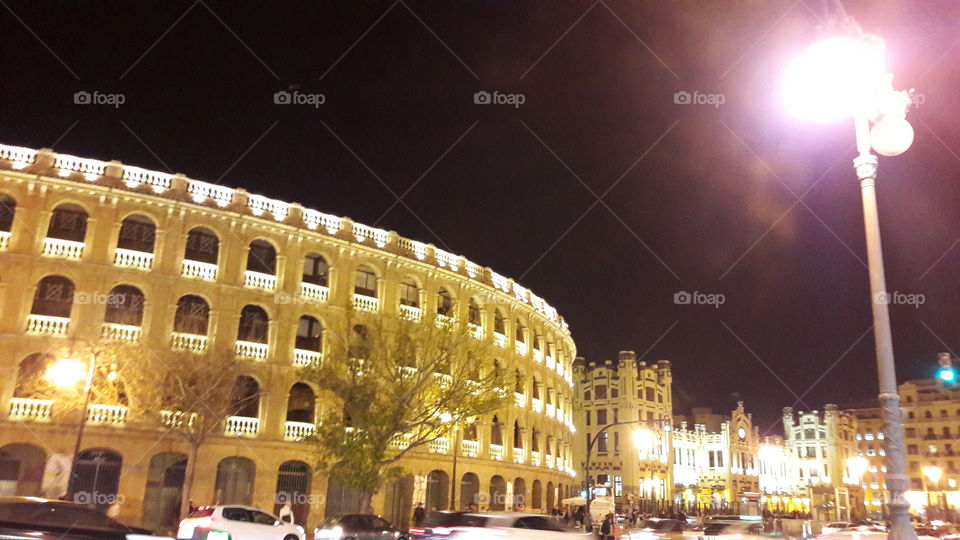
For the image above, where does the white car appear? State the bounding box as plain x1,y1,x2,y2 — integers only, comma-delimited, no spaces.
177,505,306,540
408,511,591,539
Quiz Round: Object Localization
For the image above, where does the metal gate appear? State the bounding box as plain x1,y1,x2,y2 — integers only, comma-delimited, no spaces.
215,457,255,505
275,461,310,526
68,449,122,512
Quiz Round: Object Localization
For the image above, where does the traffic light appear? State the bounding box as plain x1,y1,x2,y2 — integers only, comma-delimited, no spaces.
938,353,956,384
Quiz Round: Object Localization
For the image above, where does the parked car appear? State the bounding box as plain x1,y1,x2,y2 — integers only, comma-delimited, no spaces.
626,518,687,540
0,496,170,540
407,511,589,539
177,505,306,540
699,521,779,540
314,514,407,539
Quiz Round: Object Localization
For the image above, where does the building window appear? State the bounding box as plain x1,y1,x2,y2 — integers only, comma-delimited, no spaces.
597,410,608,425
117,214,156,253
246,239,276,275
0,194,14,232
173,295,209,335
237,305,269,344
302,254,328,286
584,389,592,400
494,311,505,334
468,298,481,325
908,445,918,455
597,433,608,454
586,411,591,426
614,475,623,497
354,265,377,298
184,227,219,264
611,387,619,398
906,428,916,438
437,288,453,316
645,387,654,401
47,204,88,242
104,285,145,326
31,275,75,318
614,432,620,454
613,409,619,424
865,432,874,440
399,277,419,307
595,385,607,400
295,316,322,352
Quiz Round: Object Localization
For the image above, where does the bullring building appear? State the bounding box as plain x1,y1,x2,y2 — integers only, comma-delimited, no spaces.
0,144,578,532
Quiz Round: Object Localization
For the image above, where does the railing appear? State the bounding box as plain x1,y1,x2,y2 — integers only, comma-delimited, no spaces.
187,180,233,207
468,323,483,339
113,248,154,270
182,259,218,281
465,261,483,279
224,416,259,437
160,410,196,429
461,439,480,457
8,397,52,421
435,313,455,328
101,322,141,343
546,403,556,418
300,282,329,302
546,356,556,370
352,294,378,312
435,249,459,272
513,447,526,464
244,270,277,290
302,209,341,234
26,314,70,337
429,437,450,454
235,341,268,361
293,349,321,367
515,341,528,356
489,444,505,461
532,398,543,413
545,454,556,469
247,194,289,221
533,349,543,363
42,237,84,259
0,145,36,168
492,272,510,292
557,362,565,376
87,404,128,425
399,304,421,322
171,332,208,353
493,333,507,348
514,392,527,408
284,421,316,441
123,166,172,192
531,451,542,466
54,154,105,180
0,230,10,251
353,223,387,247
398,237,427,260
390,433,412,450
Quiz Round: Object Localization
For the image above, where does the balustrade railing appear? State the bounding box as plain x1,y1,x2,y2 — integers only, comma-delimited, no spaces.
26,314,70,337
515,341,528,356
293,349,321,367
493,333,507,348
42,237,84,259
182,259,218,281
353,223,387,247
468,323,483,339
352,294,378,312
187,180,233,207
113,248,153,270
224,416,259,437
533,349,543,363
87,404,128,425
171,332,208,353
0,230,10,251
429,437,450,454
248,194,289,221
101,322,141,343
122,166,172,192
513,447,526,464
514,392,527,408
489,444,504,461
302,209,341,233
299,282,329,302
532,398,543,413
0,145,36,168
55,154,105,180
284,421,316,441
160,410,197,428
8,397,52,421
235,341,269,361
461,439,480,457
244,270,277,290
531,451,542,466
399,304,421,322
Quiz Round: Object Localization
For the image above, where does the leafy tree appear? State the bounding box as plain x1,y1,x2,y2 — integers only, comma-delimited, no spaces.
304,310,509,511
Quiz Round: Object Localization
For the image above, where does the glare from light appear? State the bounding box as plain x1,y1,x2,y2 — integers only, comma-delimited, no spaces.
847,456,869,480
439,412,453,423
783,36,886,122
923,465,943,483
870,114,914,156
44,358,87,388
633,428,654,452
940,368,958,383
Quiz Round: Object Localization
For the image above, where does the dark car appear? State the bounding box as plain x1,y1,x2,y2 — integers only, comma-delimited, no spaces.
0,496,164,539
407,512,490,538
314,514,407,539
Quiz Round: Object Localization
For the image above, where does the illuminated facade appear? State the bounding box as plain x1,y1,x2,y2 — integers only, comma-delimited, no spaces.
573,353,673,511
0,144,577,531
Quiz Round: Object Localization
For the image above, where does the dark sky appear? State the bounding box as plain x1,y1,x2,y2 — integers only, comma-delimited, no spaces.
2,1,959,432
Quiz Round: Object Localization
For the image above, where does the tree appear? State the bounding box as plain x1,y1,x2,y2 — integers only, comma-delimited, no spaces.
303,309,509,511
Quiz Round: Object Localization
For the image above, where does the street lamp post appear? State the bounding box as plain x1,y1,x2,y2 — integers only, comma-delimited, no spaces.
45,352,98,498
785,29,917,540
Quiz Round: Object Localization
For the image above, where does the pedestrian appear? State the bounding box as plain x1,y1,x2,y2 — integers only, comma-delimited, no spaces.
584,512,593,534
600,512,614,540
279,502,294,524
413,503,426,527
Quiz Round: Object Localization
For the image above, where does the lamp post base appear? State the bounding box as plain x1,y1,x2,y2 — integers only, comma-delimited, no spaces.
879,391,917,540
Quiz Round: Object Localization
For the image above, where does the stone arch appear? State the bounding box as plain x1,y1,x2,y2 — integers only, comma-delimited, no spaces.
460,472,479,510
531,479,542,511
489,475,506,511
142,451,187,531
0,443,46,496
214,456,255,505
68,448,122,512
275,460,311,525
425,469,449,511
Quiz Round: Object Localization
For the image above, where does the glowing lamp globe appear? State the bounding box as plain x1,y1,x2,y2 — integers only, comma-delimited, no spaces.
45,357,86,388
870,115,914,156
783,36,886,122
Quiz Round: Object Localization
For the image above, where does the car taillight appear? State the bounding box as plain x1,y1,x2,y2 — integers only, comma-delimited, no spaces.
409,528,425,535
433,526,453,535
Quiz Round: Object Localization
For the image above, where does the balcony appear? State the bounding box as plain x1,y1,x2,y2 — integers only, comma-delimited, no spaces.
532,398,543,413
429,437,450,454
493,332,507,348
101,323,141,343
181,259,218,281
515,341,528,356
87,404,128,425
42,238,84,260
531,451,542,467
558,362,565,376
300,282,329,302
545,454,556,468
352,294,378,312
533,349,543,363
546,403,556,418
461,439,480,457
399,304,422,322
8,397,52,421
284,421,316,441
489,444,505,461
171,332,208,353
113,248,153,271
514,392,527,408
435,314,455,328
26,314,70,337
468,323,483,339
293,349,322,367
513,447,527,464
235,341,268,361
546,356,556,370
244,270,276,290
160,410,196,429
224,416,259,437
0,230,10,251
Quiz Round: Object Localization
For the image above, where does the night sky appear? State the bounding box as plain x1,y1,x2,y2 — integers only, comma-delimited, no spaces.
2,1,959,432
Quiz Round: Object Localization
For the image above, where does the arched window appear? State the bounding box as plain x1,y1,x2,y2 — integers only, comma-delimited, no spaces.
491,416,503,446
104,285,145,326
437,288,453,316
231,376,260,418
14,353,54,397
31,276,74,318
532,377,541,399
531,430,540,452
286,383,316,423
117,214,156,253
296,316,322,352
184,227,219,264
302,253,328,286
468,298,481,325
174,295,209,335
515,320,525,343
68,449,122,512
463,423,478,441
513,421,523,449
354,265,377,298
237,305,269,344
46,204,87,242
399,277,419,307
0,194,16,233
246,239,276,275
514,370,524,394
489,475,506,511
533,334,541,351
494,310,505,335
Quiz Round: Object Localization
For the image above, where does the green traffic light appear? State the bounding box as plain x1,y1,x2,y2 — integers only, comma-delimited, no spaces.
938,368,956,383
